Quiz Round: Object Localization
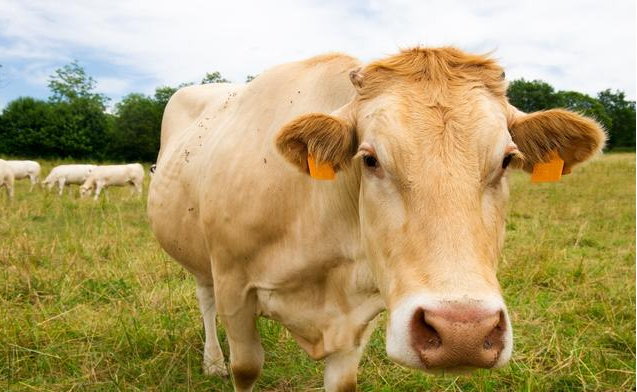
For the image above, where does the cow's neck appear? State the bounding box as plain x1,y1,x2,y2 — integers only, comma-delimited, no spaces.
259,162,384,358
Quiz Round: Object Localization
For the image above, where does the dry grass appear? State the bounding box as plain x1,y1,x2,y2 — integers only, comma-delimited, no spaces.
0,154,635,391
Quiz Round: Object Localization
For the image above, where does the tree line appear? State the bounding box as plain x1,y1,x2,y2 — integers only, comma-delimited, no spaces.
0,62,634,162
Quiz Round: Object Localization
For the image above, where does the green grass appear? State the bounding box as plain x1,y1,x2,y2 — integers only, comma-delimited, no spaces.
1,154,635,391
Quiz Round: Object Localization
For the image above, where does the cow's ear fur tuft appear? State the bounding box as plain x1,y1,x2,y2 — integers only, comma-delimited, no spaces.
275,113,356,174
509,109,606,173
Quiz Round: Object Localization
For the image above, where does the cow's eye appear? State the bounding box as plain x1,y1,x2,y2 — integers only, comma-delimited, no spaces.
363,155,378,169
502,153,514,169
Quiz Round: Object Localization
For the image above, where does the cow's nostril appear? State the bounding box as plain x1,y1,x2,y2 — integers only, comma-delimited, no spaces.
483,310,506,352
411,308,442,351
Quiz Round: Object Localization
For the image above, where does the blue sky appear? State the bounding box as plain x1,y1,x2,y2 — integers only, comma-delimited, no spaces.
0,0,635,111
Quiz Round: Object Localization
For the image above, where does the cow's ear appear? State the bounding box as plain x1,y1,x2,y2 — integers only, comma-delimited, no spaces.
508,108,606,173
275,112,356,174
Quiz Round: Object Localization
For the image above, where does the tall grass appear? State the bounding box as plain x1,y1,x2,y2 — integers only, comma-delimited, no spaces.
1,154,635,391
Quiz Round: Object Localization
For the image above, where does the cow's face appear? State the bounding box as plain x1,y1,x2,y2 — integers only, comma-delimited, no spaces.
276,48,605,373
79,184,92,198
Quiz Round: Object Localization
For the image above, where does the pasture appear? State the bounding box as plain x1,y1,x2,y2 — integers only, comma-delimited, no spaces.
1,154,635,391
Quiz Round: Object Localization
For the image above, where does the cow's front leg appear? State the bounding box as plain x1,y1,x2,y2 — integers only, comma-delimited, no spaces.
216,290,264,392
324,346,364,392
324,320,377,392
195,279,228,377
58,179,66,196
94,183,104,200
28,174,37,192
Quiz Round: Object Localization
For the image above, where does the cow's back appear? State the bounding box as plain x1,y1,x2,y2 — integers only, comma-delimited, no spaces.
148,54,361,278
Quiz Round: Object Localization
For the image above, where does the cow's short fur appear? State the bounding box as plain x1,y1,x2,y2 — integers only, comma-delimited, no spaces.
148,47,604,392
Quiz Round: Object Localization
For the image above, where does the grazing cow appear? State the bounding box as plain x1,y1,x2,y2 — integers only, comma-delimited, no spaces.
5,160,41,191
80,164,144,200
148,48,605,392
43,164,96,196
0,159,15,199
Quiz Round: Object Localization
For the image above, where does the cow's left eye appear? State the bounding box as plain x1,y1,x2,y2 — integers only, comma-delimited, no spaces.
502,153,514,169
363,155,379,169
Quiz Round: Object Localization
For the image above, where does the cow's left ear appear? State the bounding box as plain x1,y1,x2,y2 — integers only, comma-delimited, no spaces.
508,107,606,173
275,112,356,174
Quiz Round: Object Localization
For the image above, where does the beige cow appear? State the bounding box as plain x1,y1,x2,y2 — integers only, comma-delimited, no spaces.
5,160,41,191
43,164,96,196
80,164,144,200
0,159,15,199
148,47,604,392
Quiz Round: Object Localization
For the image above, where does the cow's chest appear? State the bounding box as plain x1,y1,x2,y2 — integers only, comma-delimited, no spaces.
253,262,383,359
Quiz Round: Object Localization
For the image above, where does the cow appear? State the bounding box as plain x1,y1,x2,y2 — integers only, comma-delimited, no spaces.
43,164,96,196
5,160,41,191
147,47,605,392
80,163,144,200
0,159,15,199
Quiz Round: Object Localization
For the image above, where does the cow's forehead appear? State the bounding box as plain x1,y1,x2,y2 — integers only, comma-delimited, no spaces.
355,87,509,176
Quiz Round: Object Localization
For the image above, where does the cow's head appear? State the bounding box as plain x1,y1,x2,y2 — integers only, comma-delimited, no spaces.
276,47,605,372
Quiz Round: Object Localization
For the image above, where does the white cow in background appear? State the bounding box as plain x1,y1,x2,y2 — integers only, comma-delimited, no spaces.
43,164,96,196
0,159,15,199
80,163,144,200
5,160,41,191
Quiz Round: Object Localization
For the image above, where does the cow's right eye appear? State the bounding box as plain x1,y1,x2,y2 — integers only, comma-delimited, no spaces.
363,155,378,168
502,153,513,169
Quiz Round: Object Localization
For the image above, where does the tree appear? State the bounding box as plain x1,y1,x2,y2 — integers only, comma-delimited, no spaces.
40,62,112,158
46,98,110,157
507,79,559,112
597,90,636,149
154,86,178,108
0,97,53,156
48,60,108,108
246,74,256,83
109,93,163,161
201,71,229,84
554,91,612,131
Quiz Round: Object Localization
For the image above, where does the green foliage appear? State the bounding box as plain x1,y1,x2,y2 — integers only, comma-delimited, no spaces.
109,93,163,161
201,71,229,84
597,89,636,149
246,74,256,83
507,79,558,112
507,80,635,149
554,90,613,130
46,98,110,158
47,60,108,108
0,62,111,159
153,85,178,108
0,97,53,156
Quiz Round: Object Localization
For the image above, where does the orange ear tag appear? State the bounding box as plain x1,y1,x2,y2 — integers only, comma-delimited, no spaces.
531,150,564,183
307,154,335,180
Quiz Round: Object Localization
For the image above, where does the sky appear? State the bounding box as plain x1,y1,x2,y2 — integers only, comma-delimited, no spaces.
0,0,635,110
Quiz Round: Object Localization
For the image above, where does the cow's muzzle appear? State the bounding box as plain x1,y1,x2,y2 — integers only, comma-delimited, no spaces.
386,293,513,372
411,305,506,369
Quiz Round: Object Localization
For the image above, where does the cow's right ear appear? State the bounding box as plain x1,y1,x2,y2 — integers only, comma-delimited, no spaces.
275,112,356,174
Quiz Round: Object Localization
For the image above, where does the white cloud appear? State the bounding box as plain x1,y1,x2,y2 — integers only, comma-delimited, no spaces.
0,0,634,100
95,77,131,96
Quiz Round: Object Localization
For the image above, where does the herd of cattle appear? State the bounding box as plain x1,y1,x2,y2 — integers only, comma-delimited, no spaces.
0,159,146,200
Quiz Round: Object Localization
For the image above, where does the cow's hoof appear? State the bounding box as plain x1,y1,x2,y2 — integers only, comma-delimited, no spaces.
203,361,229,378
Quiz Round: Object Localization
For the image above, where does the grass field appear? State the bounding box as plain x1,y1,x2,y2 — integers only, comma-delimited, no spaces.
1,154,635,392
